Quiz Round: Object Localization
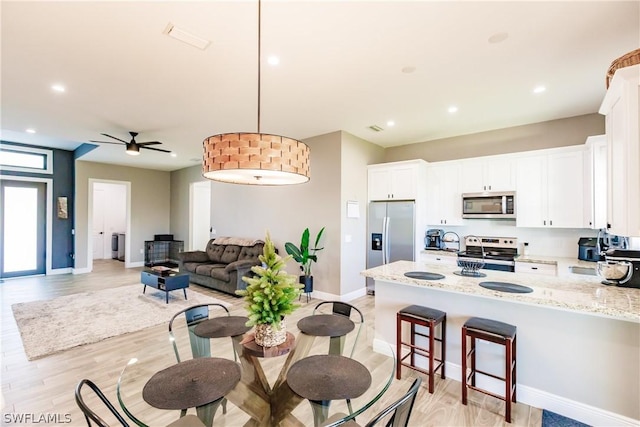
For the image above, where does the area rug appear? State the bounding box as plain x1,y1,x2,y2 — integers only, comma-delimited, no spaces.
12,284,230,360
542,410,590,427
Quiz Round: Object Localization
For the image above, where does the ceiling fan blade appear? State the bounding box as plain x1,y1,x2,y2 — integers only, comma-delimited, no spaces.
141,146,172,153
89,140,125,146
101,133,129,144
137,141,162,146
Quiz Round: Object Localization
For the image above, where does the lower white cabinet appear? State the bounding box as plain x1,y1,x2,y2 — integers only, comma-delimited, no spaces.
420,252,458,266
515,261,557,276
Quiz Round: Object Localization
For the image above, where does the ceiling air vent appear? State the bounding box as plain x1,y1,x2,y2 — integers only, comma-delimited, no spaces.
368,125,384,132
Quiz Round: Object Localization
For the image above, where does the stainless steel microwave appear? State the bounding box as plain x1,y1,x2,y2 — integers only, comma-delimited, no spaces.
462,192,516,219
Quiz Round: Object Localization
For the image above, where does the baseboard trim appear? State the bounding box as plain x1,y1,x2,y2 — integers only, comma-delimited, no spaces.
127,261,144,268
48,268,72,275
372,338,639,426
72,267,91,274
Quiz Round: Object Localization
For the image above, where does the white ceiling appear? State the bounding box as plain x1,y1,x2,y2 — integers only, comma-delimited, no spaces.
1,1,638,172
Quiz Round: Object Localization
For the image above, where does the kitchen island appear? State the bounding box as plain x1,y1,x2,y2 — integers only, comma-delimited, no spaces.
363,260,639,426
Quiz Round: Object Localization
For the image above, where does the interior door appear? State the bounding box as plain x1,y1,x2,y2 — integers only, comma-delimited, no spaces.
0,180,46,278
190,181,212,251
92,187,105,259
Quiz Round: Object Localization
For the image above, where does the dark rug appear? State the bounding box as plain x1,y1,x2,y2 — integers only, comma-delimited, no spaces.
542,410,590,427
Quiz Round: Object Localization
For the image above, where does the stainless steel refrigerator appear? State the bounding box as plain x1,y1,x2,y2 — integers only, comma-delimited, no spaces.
366,200,415,294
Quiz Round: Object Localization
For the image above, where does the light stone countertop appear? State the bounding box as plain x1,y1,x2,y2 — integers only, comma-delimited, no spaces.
362,260,640,323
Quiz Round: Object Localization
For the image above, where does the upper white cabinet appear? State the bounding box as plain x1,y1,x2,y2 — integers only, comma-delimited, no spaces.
459,156,516,193
583,135,607,230
599,64,640,237
425,161,464,226
516,146,585,228
368,160,426,201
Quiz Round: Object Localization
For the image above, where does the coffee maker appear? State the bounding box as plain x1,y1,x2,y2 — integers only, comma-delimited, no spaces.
425,229,445,250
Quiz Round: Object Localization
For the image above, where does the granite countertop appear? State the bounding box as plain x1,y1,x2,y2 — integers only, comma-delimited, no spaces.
362,260,640,323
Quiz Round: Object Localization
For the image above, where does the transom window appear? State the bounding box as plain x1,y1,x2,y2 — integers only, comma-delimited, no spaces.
0,144,53,174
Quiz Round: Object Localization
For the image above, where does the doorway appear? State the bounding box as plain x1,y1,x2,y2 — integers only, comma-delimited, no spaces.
88,180,129,271
189,181,211,251
0,179,46,278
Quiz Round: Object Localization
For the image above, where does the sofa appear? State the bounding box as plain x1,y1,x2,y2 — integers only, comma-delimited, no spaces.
178,237,265,296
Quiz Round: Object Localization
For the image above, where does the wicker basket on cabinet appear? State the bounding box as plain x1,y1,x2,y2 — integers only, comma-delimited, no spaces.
606,48,640,88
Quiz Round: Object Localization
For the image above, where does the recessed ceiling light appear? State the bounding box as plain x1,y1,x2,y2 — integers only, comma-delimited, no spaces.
25,128,36,134
533,85,546,94
51,84,65,93
448,106,458,113
170,152,177,158
387,121,395,127
267,56,280,66
488,32,509,44
401,66,416,74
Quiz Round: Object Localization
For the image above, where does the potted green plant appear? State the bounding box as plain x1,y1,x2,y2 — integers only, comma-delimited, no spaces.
237,232,302,347
285,227,325,295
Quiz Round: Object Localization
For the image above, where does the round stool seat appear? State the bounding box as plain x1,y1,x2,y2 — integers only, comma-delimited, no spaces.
463,317,516,339
399,305,446,322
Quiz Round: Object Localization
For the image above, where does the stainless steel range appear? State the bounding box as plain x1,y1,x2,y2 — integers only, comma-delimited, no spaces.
458,236,518,273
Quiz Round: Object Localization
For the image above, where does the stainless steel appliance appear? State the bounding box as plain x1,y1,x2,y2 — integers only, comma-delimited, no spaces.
457,235,518,274
599,249,640,288
578,237,605,262
462,192,516,219
367,201,415,294
425,229,444,250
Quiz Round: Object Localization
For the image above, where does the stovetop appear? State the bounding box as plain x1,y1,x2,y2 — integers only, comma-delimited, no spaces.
461,236,519,261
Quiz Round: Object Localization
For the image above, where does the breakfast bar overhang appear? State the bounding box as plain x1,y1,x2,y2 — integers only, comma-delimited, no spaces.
363,261,640,427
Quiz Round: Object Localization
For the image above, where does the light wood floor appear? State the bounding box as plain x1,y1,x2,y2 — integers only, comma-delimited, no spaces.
1,260,542,426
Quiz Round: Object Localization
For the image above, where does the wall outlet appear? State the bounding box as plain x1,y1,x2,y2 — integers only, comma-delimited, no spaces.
139,248,144,254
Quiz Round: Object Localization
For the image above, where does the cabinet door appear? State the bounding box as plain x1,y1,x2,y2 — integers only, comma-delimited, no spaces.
390,165,418,200
368,168,392,201
459,159,484,193
426,163,463,226
515,155,547,227
484,157,515,191
607,96,628,236
547,150,584,228
584,136,607,229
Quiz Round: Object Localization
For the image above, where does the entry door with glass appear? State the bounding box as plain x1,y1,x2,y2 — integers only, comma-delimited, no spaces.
0,180,46,278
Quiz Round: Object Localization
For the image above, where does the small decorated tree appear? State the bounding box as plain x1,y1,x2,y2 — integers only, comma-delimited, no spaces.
236,232,303,347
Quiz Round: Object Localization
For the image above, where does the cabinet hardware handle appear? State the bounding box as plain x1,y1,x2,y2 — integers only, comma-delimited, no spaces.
488,185,491,190
550,220,553,226
543,220,546,225
532,267,538,270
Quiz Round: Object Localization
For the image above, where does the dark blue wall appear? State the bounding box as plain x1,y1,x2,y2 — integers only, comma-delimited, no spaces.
1,141,75,269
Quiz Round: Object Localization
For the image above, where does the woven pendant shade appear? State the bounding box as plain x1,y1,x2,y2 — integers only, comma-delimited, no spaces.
203,133,310,185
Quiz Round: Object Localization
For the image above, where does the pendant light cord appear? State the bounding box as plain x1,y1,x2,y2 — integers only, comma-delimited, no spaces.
257,0,262,134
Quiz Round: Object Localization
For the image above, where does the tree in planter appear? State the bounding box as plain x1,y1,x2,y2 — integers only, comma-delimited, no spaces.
285,227,325,297
237,232,302,347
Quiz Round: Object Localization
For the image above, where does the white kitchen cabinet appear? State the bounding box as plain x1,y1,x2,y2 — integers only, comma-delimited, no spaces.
599,64,640,237
514,261,557,276
420,251,458,266
368,160,425,201
583,135,607,229
425,161,464,226
459,156,516,193
516,146,585,228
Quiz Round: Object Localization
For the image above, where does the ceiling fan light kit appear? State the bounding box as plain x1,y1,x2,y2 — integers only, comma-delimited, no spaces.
202,0,310,186
126,144,140,155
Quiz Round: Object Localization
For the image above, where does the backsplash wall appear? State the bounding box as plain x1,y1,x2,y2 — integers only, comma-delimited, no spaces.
425,220,598,258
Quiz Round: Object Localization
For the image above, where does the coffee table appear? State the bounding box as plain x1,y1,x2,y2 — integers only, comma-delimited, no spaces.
141,269,189,304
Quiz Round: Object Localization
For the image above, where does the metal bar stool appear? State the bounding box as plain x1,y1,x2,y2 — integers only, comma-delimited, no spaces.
396,305,446,393
461,317,517,423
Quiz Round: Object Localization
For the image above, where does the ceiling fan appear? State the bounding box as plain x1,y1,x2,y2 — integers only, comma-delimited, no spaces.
90,131,171,156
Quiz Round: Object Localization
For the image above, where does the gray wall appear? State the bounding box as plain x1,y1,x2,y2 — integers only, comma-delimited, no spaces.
170,165,205,245
75,161,171,269
384,113,604,162
340,132,384,295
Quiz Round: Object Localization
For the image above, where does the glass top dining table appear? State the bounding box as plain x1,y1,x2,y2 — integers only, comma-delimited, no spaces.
117,313,396,427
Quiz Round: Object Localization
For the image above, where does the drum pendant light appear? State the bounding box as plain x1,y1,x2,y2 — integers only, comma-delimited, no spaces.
202,0,310,185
